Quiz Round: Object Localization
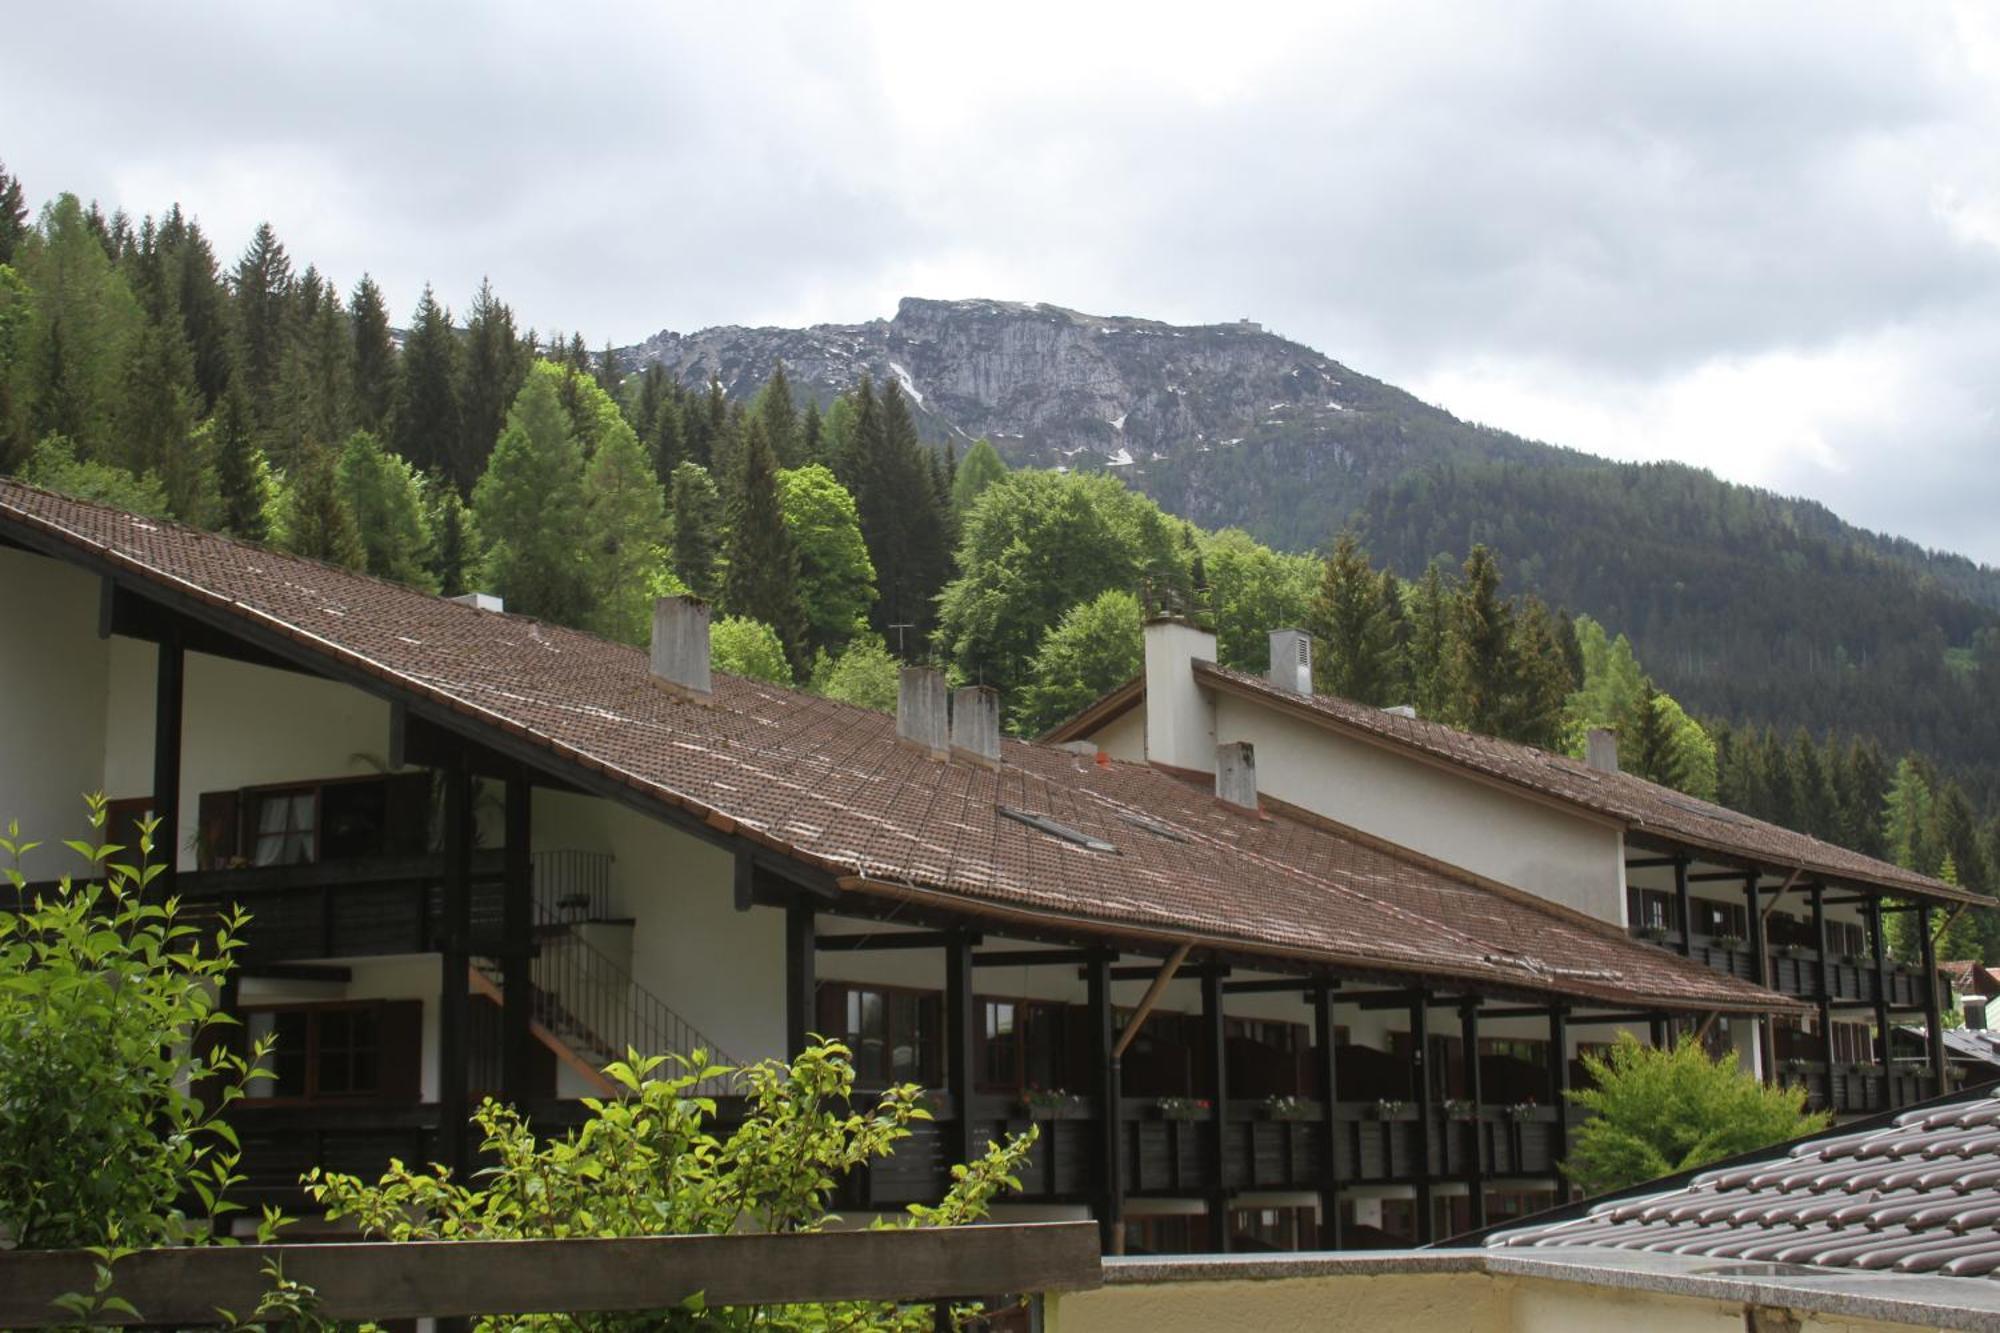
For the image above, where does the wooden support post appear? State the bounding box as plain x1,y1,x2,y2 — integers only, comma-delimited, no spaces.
1201,969,1230,1252
1812,885,1835,1113
1745,874,1772,1085
1313,982,1343,1249
1867,899,1894,1104
1673,856,1693,957
945,931,976,1178
438,756,473,1177
1549,1005,1570,1200
1649,1014,1669,1049
151,633,184,894
785,899,817,1059
1921,903,1946,1097
500,779,534,1104
1459,999,1485,1233
1410,993,1434,1244
1087,953,1123,1255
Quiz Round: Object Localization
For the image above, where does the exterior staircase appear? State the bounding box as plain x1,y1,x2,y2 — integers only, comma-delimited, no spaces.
470,850,738,1097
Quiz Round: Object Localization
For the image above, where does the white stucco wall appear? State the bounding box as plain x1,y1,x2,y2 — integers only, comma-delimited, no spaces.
0,548,109,879
1090,708,1146,763
1210,694,1629,925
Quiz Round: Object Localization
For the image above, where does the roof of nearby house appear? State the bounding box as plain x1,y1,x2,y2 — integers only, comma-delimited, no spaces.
1049,659,1966,904
1944,962,2000,997
0,479,1797,1014
1488,1084,2000,1274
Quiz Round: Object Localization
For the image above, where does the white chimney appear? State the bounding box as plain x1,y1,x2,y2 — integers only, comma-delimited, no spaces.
950,685,1002,765
1587,728,1620,774
650,595,711,696
450,592,504,613
1268,628,1312,694
1143,617,1218,773
1216,741,1258,811
897,667,950,756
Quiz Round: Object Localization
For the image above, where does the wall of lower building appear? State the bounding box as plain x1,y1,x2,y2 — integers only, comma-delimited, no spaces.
0,548,109,879
1210,693,1630,925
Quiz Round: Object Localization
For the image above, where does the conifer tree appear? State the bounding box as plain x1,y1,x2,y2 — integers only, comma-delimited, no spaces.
1452,545,1516,734
231,222,293,431
669,462,722,600
1626,677,1686,790
349,274,396,434
853,380,952,642
212,381,272,541
157,209,232,411
581,420,668,644
456,278,523,492
951,438,1008,513
800,399,824,464
721,416,806,669
392,286,462,482
1502,597,1573,750
1406,560,1456,720
596,340,620,397
472,371,591,622
18,194,145,459
758,360,801,466
277,435,365,569
115,285,202,511
630,363,667,450
1306,533,1402,705
0,160,27,265
337,430,435,589
649,387,685,484
427,486,478,598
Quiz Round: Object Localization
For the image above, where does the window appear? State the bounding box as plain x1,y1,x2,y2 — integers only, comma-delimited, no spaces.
1693,898,1748,939
250,788,317,866
1630,888,1676,933
103,796,158,863
1122,1214,1208,1255
818,983,941,1088
208,773,433,869
978,997,1072,1092
242,1001,419,1104
1229,1205,1317,1251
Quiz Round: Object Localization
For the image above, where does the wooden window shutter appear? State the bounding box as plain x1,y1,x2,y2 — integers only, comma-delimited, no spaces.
195,789,240,870
377,999,425,1104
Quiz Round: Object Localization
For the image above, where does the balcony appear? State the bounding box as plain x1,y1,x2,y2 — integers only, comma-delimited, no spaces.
1644,931,1930,1009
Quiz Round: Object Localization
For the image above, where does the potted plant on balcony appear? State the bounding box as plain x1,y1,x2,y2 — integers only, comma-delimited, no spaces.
1635,924,1671,944
1018,1085,1077,1120
1372,1097,1408,1121
1156,1095,1210,1122
1709,932,1746,953
1260,1094,1309,1122
1504,1098,1539,1123
1441,1097,1477,1121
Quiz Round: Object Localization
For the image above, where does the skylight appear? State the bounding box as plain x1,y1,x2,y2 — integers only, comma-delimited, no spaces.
998,806,1118,854
1116,810,1191,844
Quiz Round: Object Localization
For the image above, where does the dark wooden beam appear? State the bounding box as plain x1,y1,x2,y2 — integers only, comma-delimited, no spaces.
501,776,534,1104
1222,977,1322,995
1813,884,1836,1108
944,930,975,1172
1921,903,1946,1097
437,754,473,1177
1744,873,1772,1086
1313,983,1343,1248
1623,857,1680,870
1087,953,1122,1255
104,581,313,679
1201,969,1230,1252
151,630,184,897
1549,1004,1571,1199
1459,999,1485,1232
1673,856,1694,958
972,948,1098,968
816,931,978,952
239,962,353,983
1868,899,1893,1083
1410,993,1434,1243
786,900,817,1059
1090,963,1227,982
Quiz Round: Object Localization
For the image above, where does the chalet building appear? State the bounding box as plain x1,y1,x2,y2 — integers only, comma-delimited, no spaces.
0,479,1957,1256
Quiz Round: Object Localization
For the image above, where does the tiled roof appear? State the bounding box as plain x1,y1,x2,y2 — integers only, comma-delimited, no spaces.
0,479,1796,1014
1492,1087,2000,1275
1188,662,1969,904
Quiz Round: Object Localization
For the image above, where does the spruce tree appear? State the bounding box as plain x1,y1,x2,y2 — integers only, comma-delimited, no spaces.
582,420,668,644
472,371,591,623
758,360,801,466
115,284,201,507
596,339,620,397
721,416,806,669
649,387,685,483
669,462,722,600
277,435,365,569
853,380,951,642
427,486,478,598
1626,677,1686,790
1502,597,1573,750
337,429,435,589
349,274,396,434
231,222,293,432
801,398,824,464
0,160,27,265
212,381,272,541
1306,533,1401,705
1452,545,1515,734
457,278,523,491
391,286,462,482
1405,560,1456,720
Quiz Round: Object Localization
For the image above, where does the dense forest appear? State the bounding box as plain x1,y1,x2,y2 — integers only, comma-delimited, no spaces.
1,161,1995,960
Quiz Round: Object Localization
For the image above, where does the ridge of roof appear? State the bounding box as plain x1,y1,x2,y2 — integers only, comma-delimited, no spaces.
1189,661,1969,904
0,477,1790,1013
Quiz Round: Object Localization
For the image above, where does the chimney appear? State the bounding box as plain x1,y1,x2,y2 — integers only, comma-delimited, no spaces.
1968,997,1988,1032
1215,741,1258,811
1143,617,1218,773
650,595,711,696
450,591,504,613
1268,628,1312,695
950,685,1001,765
897,667,950,755
1586,728,1620,774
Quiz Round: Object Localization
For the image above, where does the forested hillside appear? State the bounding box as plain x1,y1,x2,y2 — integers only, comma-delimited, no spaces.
1,160,1996,958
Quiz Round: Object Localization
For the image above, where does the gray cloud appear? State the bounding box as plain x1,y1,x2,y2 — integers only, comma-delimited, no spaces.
5,1,1997,558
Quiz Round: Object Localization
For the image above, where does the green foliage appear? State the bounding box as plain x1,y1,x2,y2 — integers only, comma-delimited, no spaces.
847,379,953,643
1565,1033,1829,1196
949,438,1007,512
777,464,876,655
21,433,168,515
756,360,802,467
1198,527,1317,671
305,1041,1035,1330
392,284,462,483
722,417,807,668
810,636,903,712
212,380,274,541
938,470,1189,691
582,419,669,644
337,430,435,589
474,368,591,622
1014,589,1144,736
276,434,365,568
1307,532,1403,706
670,461,723,600
712,616,793,686
458,278,525,492
0,798,269,1248
348,274,396,435
14,194,143,459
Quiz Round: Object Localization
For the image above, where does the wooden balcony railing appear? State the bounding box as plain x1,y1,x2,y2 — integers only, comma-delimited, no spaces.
1641,930,1930,1009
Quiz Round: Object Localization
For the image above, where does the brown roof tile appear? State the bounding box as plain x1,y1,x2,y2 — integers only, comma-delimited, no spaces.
0,479,1797,1013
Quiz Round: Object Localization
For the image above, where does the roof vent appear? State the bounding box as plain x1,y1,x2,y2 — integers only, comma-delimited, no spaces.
897,667,950,756
998,805,1117,854
650,595,711,696
451,592,504,613
1587,728,1620,774
950,685,1001,765
1382,704,1417,719
1269,629,1312,695
1216,741,1258,812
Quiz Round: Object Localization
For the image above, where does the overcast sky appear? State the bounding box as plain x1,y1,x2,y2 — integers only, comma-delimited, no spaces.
8,2,1999,560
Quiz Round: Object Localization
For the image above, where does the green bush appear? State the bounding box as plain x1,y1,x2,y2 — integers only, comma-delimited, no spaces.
1564,1031,1830,1196
0,798,268,1249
